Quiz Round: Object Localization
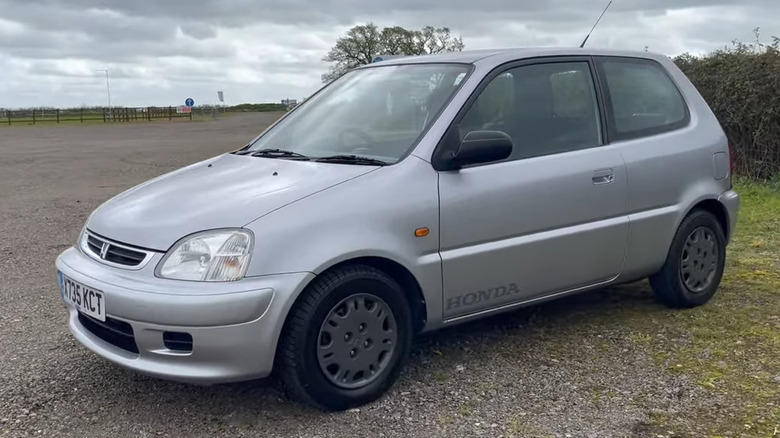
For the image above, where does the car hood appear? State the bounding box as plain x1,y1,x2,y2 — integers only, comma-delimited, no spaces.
86,153,377,251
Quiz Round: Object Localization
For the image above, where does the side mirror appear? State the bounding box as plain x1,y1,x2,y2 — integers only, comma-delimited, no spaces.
449,130,513,169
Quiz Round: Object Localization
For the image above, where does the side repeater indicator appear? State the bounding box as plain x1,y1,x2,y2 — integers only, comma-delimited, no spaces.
414,227,430,237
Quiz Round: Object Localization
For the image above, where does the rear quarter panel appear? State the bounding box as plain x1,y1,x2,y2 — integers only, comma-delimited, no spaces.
616,55,732,281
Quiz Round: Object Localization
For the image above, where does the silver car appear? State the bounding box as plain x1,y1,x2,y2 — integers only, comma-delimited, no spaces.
55,47,740,411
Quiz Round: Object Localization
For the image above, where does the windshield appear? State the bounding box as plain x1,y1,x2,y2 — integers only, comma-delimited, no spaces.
245,63,471,164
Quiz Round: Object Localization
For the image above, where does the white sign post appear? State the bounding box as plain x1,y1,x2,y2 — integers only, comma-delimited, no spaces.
216,91,225,119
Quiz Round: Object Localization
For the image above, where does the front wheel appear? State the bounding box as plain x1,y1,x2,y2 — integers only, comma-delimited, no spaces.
650,209,727,308
277,265,412,411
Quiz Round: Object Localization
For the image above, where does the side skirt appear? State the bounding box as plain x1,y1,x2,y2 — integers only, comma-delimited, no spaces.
441,275,620,326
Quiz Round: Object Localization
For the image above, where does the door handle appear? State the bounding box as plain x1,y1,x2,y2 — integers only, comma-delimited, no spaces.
592,169,614,185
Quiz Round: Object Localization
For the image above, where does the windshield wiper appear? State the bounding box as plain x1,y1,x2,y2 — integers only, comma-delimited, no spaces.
230,143,254,155
315,155,388,166
250,148,311,160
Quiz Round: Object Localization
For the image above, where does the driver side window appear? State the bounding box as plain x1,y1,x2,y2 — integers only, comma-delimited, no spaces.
458,61,602,162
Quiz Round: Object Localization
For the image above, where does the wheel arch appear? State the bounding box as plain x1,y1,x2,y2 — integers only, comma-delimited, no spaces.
329,257,428,333
649,197,730,309
683,198,731,241
281,256,429,336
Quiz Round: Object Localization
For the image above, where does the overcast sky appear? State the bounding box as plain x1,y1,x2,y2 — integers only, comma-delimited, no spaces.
0,0,778,109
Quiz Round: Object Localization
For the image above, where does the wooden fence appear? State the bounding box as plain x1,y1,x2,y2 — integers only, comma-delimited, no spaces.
2,107,193,125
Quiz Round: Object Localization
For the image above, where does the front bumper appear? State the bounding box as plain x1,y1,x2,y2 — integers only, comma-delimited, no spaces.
55,246,314,384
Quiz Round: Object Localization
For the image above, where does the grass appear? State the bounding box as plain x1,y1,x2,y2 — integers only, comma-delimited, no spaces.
411,179,778,437
0,112,240,127
0,116,110,126
0,104,287,129
395,177,777,437
636,178,780,436
0,108,285,128
227,103,288,112
486,178,779,436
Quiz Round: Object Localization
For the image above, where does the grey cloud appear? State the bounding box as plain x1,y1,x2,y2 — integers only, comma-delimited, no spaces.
0,24,237,63
11,0,777,28
180,23,218,40
3,0,777,50
1,40,237,63
6,0,349,28
0,0,778,109
0,2,174,42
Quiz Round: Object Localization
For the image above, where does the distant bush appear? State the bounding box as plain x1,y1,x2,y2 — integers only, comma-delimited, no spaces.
673,29,780,179
226,103,287,112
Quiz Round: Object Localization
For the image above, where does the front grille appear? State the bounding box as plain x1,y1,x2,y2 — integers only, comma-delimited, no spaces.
85,233,149,267
78,312,139,354
86,235,102,254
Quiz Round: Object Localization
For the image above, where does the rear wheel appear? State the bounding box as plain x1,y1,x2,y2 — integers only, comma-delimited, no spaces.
277,265,412,411
650,209,727,308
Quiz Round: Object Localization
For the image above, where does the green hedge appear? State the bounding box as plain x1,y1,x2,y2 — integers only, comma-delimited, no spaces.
225,103,287,112
673,32,780,179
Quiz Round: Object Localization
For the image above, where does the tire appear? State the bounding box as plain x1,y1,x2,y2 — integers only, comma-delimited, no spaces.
277,264,413,411
649,209,727,308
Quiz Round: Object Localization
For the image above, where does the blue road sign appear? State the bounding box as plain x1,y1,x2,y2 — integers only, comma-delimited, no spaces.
185,98,195,107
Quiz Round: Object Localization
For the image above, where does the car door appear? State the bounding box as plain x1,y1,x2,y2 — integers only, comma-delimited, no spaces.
591,55,707,281
436,57,630,320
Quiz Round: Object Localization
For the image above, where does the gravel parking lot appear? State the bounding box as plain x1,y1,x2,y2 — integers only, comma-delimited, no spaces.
0,113,775,438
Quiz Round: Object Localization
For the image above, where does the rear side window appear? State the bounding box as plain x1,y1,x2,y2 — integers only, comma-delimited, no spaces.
595,57,689,141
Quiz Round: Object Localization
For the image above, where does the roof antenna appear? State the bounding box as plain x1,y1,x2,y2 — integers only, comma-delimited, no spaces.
580,0,613,48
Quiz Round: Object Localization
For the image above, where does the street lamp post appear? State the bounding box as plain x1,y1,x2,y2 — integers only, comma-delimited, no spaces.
96,69,111,116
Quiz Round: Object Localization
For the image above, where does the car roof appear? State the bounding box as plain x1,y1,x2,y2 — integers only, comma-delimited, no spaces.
360,47,670,69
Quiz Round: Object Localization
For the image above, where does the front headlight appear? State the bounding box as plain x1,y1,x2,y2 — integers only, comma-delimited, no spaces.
156,229,254,282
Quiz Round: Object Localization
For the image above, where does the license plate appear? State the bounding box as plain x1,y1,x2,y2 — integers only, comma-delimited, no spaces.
59,272,106,322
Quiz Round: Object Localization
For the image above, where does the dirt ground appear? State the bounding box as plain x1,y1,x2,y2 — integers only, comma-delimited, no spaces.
0,113,776,438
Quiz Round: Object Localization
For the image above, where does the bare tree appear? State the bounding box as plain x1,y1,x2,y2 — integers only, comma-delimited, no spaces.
321,22,465,83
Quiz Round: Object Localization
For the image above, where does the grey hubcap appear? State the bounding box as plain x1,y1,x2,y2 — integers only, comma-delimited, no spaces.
316,293,398,389
680,226,719,293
